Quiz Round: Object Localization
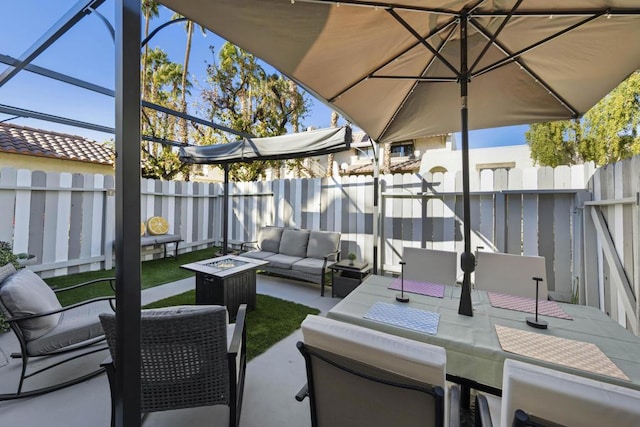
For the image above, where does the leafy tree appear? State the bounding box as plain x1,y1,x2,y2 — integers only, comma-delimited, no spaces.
197,42,310,181
140,47,192,180
580,71,640,165
526,120,580,167
527,71,640,166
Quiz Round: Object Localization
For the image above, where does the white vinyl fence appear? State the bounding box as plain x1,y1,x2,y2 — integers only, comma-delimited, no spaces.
585,155,640,334
0,165,594,304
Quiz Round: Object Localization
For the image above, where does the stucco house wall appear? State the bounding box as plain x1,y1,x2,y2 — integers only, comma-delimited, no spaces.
0,152,113,175
420,143,534,175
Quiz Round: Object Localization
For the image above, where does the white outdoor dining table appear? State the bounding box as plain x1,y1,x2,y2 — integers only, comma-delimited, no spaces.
327,275,640,394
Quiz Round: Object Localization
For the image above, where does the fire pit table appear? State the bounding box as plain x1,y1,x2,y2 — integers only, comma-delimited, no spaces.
181,255,268,319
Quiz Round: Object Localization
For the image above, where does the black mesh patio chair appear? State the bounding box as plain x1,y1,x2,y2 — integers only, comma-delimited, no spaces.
296,314,460,427
100,304,247,427
0,263,114,400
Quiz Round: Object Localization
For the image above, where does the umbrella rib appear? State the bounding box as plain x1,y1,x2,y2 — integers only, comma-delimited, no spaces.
387,8,461,79
370,76,457,82
294,0,459,16
469,0,523,74
377,23,458,142
469,11,608,118
473,8,640,17
328,17,458,102
470,11,605,78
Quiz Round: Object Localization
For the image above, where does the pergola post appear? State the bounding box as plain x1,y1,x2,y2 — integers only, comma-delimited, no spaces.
114,0,141,425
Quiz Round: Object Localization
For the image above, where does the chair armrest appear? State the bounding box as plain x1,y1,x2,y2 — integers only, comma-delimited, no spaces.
2,296,115,323
322,250,341,262
322,250,342,270
53,277,116,293
240,241,258,253
295,383,309,402
100,355,113,369
228,304,247,356
449,384,461,427
474,393,494,427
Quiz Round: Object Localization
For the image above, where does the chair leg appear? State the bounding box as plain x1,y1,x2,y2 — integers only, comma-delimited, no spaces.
17,351,28,396
103,362,117,427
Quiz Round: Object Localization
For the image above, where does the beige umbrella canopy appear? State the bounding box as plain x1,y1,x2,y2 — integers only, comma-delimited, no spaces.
159,0,640,315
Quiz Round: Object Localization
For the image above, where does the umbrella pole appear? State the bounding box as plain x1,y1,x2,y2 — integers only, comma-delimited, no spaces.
458,12,474,317
223,164,229,255
372,141,379,275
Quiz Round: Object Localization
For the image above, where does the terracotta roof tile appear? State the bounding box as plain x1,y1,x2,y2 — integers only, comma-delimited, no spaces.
0,123,113,165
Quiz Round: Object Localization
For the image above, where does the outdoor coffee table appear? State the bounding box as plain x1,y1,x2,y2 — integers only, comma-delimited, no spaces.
181,255,268,320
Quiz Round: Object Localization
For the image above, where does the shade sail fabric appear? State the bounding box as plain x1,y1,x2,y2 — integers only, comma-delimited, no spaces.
179,125,351,164
157,0,640,144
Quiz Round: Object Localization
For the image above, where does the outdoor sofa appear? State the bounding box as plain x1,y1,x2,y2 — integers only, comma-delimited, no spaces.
240,226,341,296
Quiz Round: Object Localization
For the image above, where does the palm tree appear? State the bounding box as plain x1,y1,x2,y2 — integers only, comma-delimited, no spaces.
171,13,206,144
141,1,159,102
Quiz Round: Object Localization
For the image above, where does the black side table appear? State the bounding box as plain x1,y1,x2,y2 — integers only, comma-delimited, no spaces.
329,260,372,298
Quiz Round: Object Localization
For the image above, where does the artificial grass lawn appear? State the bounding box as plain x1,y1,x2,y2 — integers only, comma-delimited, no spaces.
144,291,320,360
47,247,218,306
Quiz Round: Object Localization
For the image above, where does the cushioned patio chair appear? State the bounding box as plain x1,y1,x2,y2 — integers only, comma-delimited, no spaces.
296,315,460,427
0,263,114,400
100,304,247,427
474,251,548,299
475,359,640,427
402,247,458,286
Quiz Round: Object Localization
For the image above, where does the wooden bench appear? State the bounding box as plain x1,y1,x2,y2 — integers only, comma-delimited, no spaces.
140,234,182,259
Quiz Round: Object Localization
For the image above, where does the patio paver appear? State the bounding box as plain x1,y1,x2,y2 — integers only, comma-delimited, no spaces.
0,273,340,427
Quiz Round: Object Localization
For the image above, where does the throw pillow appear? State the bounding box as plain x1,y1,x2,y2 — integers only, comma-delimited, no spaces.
0,269,62,340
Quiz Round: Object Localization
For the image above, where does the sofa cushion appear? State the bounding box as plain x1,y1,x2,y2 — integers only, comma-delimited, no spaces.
278,229,310,258
306,231,340,260
292,258,331,276
0,269,62,341
265,254,303,270
242,250,277,261
258,226,283,253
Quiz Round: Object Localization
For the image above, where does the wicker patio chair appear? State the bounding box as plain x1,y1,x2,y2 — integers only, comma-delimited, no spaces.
100,304,247,427
296,315,460,427
0,263,114,400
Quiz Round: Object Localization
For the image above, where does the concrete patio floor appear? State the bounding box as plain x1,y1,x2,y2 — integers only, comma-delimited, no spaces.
0,274,340,427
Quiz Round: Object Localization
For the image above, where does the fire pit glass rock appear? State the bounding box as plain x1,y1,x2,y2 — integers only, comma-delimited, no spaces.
204,258,249,271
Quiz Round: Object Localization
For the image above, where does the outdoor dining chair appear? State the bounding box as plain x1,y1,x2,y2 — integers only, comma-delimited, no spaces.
402,247,458,286
474,251,548,300
0,263,114,400
296,314,460,427
100,304,247,427
475,359,640,427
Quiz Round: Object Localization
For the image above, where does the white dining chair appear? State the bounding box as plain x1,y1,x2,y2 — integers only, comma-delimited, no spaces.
402,247,458,286
296,315,460,427
475,359,640,427
474,251,548,299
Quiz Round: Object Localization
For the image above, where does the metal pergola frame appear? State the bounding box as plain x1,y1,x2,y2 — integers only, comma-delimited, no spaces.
0,2,357,424
0,1,239,425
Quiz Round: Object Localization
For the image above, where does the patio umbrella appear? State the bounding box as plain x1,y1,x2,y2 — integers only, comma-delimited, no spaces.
158,0,640,315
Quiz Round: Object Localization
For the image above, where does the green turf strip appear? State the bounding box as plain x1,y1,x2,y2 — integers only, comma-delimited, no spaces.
46,248,217,306
144,291,319,360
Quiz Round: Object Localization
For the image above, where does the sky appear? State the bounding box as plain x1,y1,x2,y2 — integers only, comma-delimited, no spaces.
0,0,527,149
